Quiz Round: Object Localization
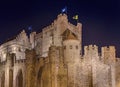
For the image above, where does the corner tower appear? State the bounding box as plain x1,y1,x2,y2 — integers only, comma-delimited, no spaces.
63,31,80,87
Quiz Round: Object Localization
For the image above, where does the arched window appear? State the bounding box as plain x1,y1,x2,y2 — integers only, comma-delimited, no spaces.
16,69,23,87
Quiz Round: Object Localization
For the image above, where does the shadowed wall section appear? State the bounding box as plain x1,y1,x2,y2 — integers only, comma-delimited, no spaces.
9,69,13,87
1,72,5,87
16,69,23,87
37,67,43,87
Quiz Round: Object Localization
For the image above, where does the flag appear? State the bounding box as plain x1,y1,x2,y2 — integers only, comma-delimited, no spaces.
28,26,32,31
73,15,78,20
61,6,67,13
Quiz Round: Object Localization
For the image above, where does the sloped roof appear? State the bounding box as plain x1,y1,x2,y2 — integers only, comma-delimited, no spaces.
62,29,77,40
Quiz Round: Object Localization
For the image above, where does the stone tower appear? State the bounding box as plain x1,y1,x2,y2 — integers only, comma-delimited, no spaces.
63,31,80,87
0,13,119,87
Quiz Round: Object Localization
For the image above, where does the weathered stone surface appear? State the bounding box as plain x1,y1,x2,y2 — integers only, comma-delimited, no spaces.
0,14,118,87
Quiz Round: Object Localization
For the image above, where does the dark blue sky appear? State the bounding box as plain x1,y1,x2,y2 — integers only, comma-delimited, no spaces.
0,0,120,56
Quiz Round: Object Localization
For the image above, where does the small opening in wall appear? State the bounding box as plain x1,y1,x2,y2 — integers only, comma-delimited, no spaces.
70,45,72,49
76,45,78,49
64,46,66,49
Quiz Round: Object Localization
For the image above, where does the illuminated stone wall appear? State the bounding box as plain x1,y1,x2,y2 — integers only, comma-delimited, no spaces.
34,14,82,57
115,58,120,87
0,14,119,87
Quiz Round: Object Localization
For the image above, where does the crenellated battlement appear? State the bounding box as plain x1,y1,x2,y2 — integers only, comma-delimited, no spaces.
84,45,98,50
101,46,116,55
84,45,98,56
0,13,119,87
101,46,116,57
42,14,68,33
83,45,117,64
57,14,68,21
101,46,116,64
16,30,28,41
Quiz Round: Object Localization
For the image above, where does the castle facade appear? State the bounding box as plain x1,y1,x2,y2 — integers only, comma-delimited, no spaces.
0,14,120,87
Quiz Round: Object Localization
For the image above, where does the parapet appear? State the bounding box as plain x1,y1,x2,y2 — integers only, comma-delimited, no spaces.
84,45,98,52
46,14,68,28
101,46,116,63
57,14,67,19
101,46,116,57
101,46,115,52
84,45,99,57
83,45,99,61
56,14,68,24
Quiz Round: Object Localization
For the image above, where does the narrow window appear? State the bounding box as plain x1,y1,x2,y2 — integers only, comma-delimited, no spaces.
70,45,72,49
76,45,78,49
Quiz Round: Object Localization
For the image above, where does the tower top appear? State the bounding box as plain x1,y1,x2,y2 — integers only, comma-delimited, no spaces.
57,13,67,18
66,31,77,40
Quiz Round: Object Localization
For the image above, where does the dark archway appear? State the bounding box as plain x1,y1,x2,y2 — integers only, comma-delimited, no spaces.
1,72,5,87
37,67,43,87
16,69,23,87
9,69,13,87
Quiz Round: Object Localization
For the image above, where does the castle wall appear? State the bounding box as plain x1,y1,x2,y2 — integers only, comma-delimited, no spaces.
42,28,53,57
35,14,82,57
0,53,26,87
35,32,43,56
101,46,116,64
115,58,120,87
0,14,118,87
83,45,115,87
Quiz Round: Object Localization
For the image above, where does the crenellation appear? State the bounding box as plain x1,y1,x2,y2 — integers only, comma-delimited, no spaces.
84,45,98,57
57,14,67,19
0,14,119,87
101,46,116,64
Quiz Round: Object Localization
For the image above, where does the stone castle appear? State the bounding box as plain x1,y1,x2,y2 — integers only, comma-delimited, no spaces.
0,14,120,87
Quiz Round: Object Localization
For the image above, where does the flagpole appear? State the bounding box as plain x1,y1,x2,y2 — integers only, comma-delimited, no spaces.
77,19,79,25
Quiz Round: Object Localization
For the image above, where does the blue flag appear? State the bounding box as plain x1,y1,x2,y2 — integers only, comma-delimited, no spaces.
28,26,32,31
61,6,67,13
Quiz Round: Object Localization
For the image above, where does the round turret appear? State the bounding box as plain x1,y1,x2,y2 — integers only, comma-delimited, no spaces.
63,31,80,64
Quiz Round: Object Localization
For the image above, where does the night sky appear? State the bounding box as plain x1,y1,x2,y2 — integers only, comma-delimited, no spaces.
0,0,120,56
